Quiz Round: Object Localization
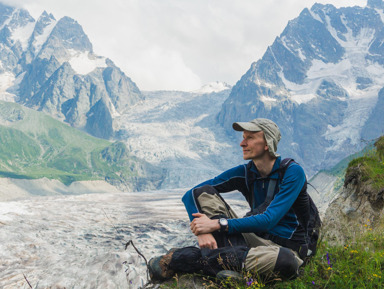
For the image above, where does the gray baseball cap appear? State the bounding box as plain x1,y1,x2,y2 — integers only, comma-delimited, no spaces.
232,118,281,157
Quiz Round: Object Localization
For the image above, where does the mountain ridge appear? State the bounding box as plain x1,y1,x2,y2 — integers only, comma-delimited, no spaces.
0,3,142,139
1,1,384,191
217,1,384,176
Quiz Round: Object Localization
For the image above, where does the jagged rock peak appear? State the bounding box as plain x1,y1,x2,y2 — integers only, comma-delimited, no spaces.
51,16,93,52
37,10,56,23
368,0,384,9
32,11,56,40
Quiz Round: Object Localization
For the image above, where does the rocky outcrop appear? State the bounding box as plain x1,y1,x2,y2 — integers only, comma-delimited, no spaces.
322,138,384,245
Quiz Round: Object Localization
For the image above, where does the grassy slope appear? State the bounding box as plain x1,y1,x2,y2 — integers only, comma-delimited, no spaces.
0,101,139,185
160,224,384,289
346,137,384,189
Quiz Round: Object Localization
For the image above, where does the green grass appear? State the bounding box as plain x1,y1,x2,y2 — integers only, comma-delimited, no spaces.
0,100,151,186
0,121,111,185
165,226,384,289
270,228,384,289
346,136,384,190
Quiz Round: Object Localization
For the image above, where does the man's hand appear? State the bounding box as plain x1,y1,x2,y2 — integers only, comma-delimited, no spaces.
197,233,218,249
191,212,220,235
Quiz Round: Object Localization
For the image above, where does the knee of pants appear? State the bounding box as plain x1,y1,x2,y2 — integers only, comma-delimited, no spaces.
273,247,300,280
193,185,219,198
193,186,229,218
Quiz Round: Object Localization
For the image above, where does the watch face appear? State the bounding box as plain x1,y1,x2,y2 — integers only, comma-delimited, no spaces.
220,218,228,226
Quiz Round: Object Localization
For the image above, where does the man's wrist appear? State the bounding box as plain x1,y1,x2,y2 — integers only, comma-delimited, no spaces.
218,218,228,232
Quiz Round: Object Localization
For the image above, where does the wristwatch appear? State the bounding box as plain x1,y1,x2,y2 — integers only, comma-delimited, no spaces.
218,218,228,232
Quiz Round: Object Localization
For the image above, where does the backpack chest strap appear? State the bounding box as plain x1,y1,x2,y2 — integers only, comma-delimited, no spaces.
245,178,278,216
265,178,277,204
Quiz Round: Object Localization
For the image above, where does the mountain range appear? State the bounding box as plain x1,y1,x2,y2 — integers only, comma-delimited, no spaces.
0,1,384,193
218,0,384,176
1,1,384,288
0,4,141,140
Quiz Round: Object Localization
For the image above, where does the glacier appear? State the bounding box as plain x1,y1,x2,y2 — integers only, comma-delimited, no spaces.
0,189,248,288
115,86,243,189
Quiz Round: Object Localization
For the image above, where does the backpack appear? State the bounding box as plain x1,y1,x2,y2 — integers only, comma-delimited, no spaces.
245,158,322,260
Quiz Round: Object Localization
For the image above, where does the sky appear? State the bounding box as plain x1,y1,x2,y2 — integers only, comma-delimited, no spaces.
1,0,367,91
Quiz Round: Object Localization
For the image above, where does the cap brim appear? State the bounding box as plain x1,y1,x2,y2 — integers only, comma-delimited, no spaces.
232,122,262,132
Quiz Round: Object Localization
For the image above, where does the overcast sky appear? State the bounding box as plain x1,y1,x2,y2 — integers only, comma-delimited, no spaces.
1,0,367,91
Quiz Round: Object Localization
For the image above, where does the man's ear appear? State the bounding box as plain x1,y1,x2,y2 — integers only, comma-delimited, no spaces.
264,139,269,151
262,134,269,151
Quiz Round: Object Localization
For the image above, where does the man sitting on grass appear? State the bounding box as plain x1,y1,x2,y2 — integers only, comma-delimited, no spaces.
149,118,315,282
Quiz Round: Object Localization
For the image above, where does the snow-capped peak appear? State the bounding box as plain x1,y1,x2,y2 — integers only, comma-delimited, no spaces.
68,50,107,75
32,11,57,54
10,21,35,51
7,9,36,51
193,81,231,94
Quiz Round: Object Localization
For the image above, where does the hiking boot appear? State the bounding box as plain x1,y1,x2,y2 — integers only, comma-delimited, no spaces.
216,270,243,281
148,250,176,281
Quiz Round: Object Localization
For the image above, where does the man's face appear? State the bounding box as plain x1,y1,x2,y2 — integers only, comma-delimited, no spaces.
240,130,269,160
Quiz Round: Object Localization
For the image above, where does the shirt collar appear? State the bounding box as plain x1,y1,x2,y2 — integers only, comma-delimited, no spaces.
249,156,281,179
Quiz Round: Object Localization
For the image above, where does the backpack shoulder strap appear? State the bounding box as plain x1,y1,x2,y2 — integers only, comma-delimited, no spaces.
245,161,256,207
245,161,256,189
278,158,295,181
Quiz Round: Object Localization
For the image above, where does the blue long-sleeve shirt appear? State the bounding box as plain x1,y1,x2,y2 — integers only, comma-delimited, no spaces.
182,157,306,241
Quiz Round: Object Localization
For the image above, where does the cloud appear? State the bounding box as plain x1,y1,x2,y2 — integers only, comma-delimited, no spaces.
122,46,202,91
0,0,367,91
